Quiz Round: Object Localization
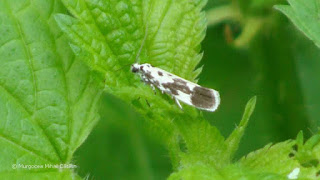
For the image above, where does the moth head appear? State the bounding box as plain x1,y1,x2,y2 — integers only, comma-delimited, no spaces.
131,63,140,73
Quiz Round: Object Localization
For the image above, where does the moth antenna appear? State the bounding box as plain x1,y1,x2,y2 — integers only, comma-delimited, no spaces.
114,22,149,72
135,18,149,63
115,14,149,72
114,63,132,72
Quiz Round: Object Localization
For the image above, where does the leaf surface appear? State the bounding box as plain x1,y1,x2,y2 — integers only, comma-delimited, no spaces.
0,0,102,178
275,0,320,48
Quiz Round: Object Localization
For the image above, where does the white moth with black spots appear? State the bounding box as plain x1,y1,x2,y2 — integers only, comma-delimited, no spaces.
131,63,220,112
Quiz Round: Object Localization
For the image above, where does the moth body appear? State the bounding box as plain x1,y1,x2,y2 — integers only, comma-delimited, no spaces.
131,63,220,112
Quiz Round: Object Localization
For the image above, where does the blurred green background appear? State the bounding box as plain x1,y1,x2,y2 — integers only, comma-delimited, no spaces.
74,1,320,179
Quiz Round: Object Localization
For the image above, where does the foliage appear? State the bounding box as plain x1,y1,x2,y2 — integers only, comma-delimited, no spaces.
275,0,320,48
0,0,102,179
54,0,210,170
1,0,320,179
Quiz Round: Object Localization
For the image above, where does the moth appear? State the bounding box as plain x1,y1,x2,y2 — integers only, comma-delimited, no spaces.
131,63,220,112
130,22,220,112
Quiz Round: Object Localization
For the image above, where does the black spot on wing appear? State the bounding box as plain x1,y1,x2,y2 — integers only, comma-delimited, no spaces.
144,71,154,80
162,78,192,95
158,71,163,76
162,83,178,95
152,79,160,87
191,86,215,109
141,70,161,88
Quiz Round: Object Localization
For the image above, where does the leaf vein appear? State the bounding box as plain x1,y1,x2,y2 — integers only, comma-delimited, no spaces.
5,0,63,162
0,133,54,163
149,0,173,44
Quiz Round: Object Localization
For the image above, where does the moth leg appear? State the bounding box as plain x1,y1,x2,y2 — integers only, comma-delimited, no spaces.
141,75,148,83
145,99,151,107
150,84,156,94
175,98,182,109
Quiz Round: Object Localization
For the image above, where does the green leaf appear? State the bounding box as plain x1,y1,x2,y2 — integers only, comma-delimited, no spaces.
75,94,174,179
55,0,254,176
0,0,101,178
54,0,320,179
55,0,207,83
240,141,298,176
275,0,320,48
55,0,210,170
239,133,320,179
225,96,257,161
295,132,320,167
168,97,257,179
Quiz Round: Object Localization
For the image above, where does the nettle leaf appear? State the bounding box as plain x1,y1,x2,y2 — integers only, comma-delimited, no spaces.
275,0,320,48
294,132,320,177
0,0,101,178
168,96,319,179
168,97,256,179
239,141,299,178
239,132,320,179
224,96,256,161
56,0,299,178
55,0,212,170
56,0,206,83
55,0,320,179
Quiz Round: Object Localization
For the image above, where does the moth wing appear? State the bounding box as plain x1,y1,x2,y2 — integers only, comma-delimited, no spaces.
189,86,220,112
162,77,220,112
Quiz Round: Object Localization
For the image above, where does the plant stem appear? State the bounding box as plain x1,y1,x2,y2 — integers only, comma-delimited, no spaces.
233,17,264,48
207,4,241,27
